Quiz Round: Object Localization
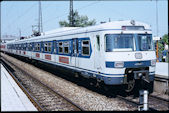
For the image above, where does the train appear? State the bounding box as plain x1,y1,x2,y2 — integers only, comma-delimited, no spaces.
1,20,156,93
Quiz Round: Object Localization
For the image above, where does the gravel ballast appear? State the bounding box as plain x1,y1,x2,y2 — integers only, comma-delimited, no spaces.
1,53,136,111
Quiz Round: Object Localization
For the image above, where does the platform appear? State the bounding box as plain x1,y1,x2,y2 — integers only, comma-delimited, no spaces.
1,64,37,111
155,62,168,79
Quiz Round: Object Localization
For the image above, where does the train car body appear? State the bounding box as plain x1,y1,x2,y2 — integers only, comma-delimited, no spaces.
1,20,156,92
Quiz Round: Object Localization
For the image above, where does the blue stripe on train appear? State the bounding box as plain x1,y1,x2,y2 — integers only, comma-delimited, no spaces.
106,60,151,68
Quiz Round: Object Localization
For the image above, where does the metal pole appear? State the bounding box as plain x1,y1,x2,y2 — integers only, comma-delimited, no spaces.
156,0,158,37
156,0,159,62
69,0,74,27
38,0,43,33
156,40,159,62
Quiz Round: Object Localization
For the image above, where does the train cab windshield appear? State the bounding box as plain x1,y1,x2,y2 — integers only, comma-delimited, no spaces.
105,34,134,52
105,34,153,52
137,34,153,51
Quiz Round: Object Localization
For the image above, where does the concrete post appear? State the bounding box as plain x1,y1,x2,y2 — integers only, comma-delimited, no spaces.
138,90,149,111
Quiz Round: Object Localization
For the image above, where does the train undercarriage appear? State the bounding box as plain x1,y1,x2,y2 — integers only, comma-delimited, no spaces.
124,67,154,94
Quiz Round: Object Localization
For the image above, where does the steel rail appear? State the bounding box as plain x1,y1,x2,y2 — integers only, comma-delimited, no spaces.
1,58,85,111
116,95,157,111
149,95,169,103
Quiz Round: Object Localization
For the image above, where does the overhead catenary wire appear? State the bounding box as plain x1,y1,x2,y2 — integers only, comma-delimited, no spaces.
21,1,101,36
42,1,100,25
4,3,37,33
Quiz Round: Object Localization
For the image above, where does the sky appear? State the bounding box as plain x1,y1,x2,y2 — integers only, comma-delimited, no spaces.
1,0,168,39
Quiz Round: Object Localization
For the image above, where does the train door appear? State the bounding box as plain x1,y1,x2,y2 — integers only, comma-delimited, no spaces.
31,42,34,59
71,38,79,68
94,35,102,71
53,40,56,62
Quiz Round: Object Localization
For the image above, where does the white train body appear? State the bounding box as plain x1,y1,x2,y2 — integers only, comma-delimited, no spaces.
1,20,156,87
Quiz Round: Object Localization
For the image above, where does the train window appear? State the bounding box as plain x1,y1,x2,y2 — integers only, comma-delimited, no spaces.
137,34,153,51
41,41,43,52
21,44,22,50
96,35,100,51
23,43,26,50
15,44,17,50
21,44,23,50
28,43,32,51
44,43,48,52
58,42,63,53
7,45,9,49
105,34,134,52
82,40,90,56
48,42,52,52
38,43,40,51
35,43,40,51
17,44,19,50
19,44,21,50
53,40,57,53
16,44,19,50
63,41,69,54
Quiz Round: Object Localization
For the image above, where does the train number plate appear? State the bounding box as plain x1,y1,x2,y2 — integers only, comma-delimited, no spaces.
135,53,142,59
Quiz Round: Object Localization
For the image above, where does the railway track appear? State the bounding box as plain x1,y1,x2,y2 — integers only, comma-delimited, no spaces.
1,59,84,111
117,93,169,111
1,61,44,111
148,95,169,111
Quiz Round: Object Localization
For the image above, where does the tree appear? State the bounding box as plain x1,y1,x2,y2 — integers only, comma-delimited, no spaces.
59,10,96,27
157,34,168,62
162,34,168,45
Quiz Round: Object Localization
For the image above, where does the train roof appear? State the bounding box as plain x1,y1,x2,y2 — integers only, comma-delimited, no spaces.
6,20,151,44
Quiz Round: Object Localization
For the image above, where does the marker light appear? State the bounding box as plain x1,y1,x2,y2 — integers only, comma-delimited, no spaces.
151,59,156,66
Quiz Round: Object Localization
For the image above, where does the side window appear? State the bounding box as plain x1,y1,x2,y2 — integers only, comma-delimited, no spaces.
28,43,31,51
41,41,43,52
35,43,40,51
31,43,34,51
48,42,52,52
53,40,56,53
44,43,48,52
19,44,21,50
43,42,52,53
21,44,23,50
17,44,19,50
24,43,26,50
82,40,90,56
7,45,9,49
58,42,63,53
37,43,40,51
64,41,69,54
96,35,100,51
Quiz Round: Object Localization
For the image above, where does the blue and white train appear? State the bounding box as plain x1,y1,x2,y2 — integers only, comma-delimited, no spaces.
1,20,156,93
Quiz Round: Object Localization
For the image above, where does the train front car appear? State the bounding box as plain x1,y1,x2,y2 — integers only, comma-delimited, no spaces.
102,20,156,93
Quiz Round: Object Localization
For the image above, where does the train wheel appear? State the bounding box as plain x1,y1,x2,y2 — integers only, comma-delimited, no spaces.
125,79,135,93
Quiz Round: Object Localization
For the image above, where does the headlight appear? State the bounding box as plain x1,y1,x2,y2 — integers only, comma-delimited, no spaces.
151,59,156,66
114,61,124,68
